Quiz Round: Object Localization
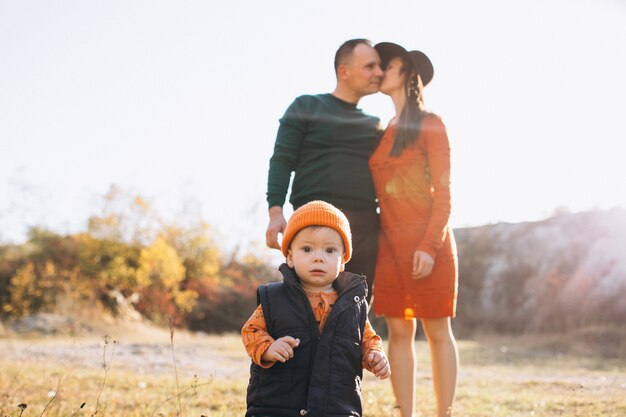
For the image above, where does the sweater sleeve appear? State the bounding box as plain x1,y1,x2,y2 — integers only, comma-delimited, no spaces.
266,97,308,208
416,115,452,259
241,305,276,368
361,317,384,371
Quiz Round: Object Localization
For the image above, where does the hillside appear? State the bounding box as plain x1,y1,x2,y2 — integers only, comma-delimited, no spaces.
454,207,626,336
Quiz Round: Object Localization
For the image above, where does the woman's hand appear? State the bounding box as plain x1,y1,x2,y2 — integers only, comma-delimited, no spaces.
412,250,434,279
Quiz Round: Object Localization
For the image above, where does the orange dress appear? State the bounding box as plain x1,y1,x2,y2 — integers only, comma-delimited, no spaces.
369,113,458,318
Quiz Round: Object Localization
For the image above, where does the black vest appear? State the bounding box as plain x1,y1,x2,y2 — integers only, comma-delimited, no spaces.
245,264,369,417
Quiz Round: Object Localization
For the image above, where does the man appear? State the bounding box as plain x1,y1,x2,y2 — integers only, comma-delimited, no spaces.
265,38,383,303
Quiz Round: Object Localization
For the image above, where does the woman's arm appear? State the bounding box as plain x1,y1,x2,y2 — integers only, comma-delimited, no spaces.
416,115,452,259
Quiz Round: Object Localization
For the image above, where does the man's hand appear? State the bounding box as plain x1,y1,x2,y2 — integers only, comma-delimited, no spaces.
262,336,300,363
367,351,391,380
412,250,434,279
266,206,287,249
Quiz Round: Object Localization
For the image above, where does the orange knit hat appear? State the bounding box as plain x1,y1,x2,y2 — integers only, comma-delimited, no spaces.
281,201,352,263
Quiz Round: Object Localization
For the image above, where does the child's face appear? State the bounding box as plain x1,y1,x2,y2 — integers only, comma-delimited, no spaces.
287,226,345,292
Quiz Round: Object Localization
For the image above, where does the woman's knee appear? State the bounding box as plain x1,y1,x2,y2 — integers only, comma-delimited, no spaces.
386,317,416,341
421,318,455,345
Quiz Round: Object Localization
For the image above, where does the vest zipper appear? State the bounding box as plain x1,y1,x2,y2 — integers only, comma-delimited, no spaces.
295,285,319,414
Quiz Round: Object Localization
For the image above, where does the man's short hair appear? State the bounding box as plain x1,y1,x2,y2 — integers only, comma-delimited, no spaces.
334,38,373,74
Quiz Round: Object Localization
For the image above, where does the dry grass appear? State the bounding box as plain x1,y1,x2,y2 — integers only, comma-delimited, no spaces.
1,328,625,417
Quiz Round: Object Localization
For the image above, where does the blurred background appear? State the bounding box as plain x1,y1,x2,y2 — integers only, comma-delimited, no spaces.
1,0,625,339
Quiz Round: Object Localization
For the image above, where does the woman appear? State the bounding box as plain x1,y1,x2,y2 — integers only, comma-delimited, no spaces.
369,42,459,417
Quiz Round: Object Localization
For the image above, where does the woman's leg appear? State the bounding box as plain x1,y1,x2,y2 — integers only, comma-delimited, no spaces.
421,317,458,417
386,316,417,417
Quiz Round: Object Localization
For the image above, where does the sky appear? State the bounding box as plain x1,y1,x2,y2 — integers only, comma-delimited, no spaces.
1,0,626,257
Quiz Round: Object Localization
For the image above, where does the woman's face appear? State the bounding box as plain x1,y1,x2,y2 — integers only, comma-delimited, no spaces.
379,56,407,96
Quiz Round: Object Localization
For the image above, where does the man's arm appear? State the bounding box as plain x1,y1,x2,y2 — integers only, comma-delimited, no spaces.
266,97,308,248
266,206,287,249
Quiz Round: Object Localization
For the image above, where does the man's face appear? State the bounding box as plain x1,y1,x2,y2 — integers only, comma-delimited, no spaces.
342,43,384,97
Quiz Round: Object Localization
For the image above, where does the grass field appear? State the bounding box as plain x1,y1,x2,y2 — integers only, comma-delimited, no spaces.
1,328,625,417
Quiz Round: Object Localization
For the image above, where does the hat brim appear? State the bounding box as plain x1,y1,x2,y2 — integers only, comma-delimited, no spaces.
375,42,434,87
374,42,409,72
408,50,434,87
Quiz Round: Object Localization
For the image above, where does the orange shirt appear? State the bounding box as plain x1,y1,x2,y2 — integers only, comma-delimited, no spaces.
242,290,383,370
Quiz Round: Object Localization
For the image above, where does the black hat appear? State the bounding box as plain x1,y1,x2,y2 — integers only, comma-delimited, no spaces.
374,42,434,87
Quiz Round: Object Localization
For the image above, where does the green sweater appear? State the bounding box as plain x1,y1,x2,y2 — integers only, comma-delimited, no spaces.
267,94,381,210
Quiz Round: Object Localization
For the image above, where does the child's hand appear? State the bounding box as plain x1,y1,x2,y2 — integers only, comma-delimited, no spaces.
367,351,391,380
262,336,300,363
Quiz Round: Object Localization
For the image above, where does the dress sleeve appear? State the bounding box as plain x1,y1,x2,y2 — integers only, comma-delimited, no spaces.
241,305,276,368
416,115,452,259
266,97,308,208
361,317,384,371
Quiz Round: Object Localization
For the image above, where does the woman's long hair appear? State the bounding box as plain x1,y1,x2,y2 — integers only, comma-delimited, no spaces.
390,55,426,157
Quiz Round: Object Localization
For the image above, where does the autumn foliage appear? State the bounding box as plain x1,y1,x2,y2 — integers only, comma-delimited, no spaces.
0,186,279,332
